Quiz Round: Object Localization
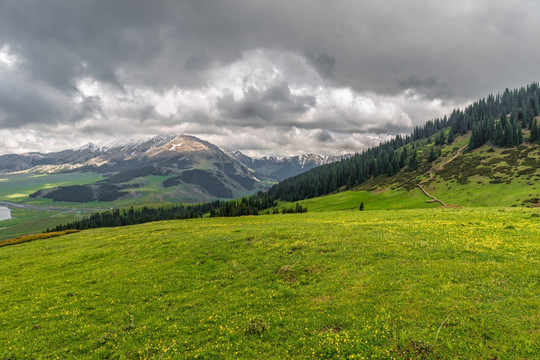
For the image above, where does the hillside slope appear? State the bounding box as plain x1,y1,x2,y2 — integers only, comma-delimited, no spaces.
268,83,540,208
0,209,538,359
358,132,540,208
280,132,539,212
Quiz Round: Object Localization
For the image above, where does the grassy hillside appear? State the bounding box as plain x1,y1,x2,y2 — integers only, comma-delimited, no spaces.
281,188,439,212
0,208,538,359
289,131,539,212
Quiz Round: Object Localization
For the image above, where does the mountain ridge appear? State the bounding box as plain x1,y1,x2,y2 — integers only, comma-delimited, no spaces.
226,150,348,181
0,135,347,177
0,134,346,204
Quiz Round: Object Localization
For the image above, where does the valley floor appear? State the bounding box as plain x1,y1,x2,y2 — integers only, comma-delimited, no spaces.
0,208,538,359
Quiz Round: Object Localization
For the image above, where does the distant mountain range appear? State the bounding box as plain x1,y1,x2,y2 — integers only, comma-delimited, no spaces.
0,135,346,202
226,150,345,181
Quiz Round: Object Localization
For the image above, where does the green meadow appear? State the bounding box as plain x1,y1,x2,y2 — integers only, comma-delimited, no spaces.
286,189,439,212
0,208,85,241
0,208,538,359
0,172,104,203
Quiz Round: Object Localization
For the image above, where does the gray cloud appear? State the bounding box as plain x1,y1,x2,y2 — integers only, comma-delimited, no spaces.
306,51,336,79
399,76,438,91
1,1,539,155
216,82,316,123
316,130,334,143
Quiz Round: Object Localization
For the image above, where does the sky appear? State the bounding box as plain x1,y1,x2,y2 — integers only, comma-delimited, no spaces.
1,0,540,156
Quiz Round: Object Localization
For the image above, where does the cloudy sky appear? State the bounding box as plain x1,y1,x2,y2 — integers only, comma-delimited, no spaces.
1,1,540,156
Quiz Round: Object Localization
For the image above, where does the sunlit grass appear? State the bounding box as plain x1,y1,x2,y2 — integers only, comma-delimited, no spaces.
4,193,29,199
287,189,440,212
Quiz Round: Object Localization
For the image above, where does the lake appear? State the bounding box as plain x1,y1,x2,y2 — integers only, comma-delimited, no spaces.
0,206,11,221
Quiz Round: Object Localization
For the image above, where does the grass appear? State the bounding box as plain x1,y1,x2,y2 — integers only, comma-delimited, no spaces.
0,172,104,202
0,208,538,359
285,189,440,212
423,143,540,207
0,208,86,241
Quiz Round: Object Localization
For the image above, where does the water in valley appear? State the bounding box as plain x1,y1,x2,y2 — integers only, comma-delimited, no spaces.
0,206,11,221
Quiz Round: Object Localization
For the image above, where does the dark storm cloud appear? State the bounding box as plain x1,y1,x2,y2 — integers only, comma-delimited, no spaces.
216,82,316,124
316,130,334,143
306,51,336,79
4,1,540,97
76,96,105,122
0,69,72,128
1,0,540,155
399,76,438,91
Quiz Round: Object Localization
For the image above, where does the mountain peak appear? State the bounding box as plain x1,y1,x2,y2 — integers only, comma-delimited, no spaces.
147,135,212,156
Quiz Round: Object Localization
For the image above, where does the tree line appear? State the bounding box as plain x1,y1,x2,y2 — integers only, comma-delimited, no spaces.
47,193,286,232
46,192,311,232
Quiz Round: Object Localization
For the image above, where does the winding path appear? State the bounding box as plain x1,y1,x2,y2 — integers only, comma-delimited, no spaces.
438,145,467,171
416,183,446,206
415,145,467,207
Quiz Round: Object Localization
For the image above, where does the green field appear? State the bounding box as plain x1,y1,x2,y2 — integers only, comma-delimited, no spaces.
0,208,538,359
286,189,440,212
0,169,271,238
0,208,86,241
0,171,174,209
0,171,107,240
0,172,104,203
0,172,191,238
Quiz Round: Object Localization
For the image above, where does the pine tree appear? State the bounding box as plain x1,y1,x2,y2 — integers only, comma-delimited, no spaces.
532,93,540,116
399,147,408,168
468,126,477,150
527,107,535,129
506,119,515,146
530,120,539,143
459,115,468,134
447,130,455,144
428,147,437,162
492,121,504,146
516,125,523,145
409,150,418,170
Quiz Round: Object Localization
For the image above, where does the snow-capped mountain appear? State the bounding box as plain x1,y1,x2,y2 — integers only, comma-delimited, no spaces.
0,135,223,173
0,135,346,203
227,150,347,181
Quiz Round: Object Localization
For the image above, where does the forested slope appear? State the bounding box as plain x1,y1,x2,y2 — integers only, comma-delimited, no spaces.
268,83,540,202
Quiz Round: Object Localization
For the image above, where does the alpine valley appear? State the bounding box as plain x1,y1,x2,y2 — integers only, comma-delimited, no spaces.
0,135,344,239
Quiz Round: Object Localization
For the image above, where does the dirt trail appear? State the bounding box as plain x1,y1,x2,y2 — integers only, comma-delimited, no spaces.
416,183,446,206
439,145,467,171
416,145,467,206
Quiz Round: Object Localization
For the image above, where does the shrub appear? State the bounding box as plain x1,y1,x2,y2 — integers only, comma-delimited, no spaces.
246,315,269,335
0,230,80,249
